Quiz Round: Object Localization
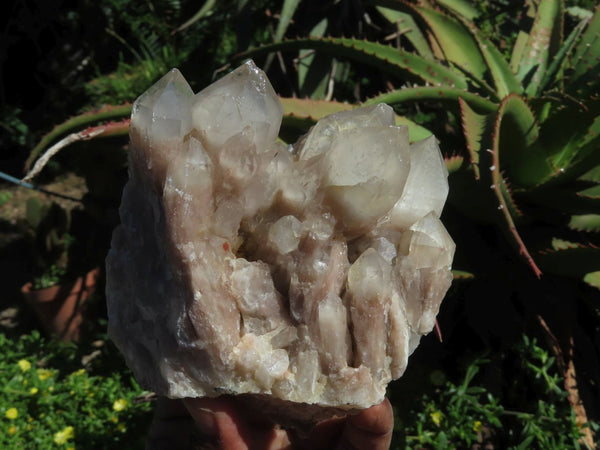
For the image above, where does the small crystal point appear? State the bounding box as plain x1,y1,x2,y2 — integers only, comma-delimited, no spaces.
191,60,283,152
131,68,194,140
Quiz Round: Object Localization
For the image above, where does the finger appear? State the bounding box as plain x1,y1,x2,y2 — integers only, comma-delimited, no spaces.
147,397,195,450
293,415,346,450
184,396,292,450
335,398,393,450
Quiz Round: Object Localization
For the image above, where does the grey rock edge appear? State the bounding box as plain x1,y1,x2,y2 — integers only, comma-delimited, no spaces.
106,60,455,426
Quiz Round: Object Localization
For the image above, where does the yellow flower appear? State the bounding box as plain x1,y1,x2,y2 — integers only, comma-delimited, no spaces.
70,369,86,377
8,425,17,435
30,387,39,395
53,426,75,445
37,368,53,381
22,379,28,386
473,420,483,433
17,359,31,372
109,416,118,423
5,408,18,420
112,399,127,412
48,386,54,392
430,411,443,427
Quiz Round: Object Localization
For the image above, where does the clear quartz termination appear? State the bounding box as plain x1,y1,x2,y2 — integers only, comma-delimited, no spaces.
106,60,455,420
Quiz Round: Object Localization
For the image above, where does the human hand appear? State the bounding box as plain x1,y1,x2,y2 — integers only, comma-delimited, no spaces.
147,395,393,450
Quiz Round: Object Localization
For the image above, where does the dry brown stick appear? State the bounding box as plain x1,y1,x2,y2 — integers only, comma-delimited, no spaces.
537,315,596,449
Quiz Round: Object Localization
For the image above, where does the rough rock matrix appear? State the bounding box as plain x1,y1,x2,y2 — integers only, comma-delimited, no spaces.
106,60,455,418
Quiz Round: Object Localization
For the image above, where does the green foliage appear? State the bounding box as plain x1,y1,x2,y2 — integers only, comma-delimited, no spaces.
396,336,593,449
0,331,152,449
31,264,68,291
401,359,503,448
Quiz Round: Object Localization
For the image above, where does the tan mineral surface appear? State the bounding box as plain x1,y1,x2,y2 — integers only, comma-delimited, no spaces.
106,60,455,421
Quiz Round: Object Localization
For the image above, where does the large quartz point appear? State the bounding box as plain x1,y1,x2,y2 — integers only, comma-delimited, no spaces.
106,60,455,424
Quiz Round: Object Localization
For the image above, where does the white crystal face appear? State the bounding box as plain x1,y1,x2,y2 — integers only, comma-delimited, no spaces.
106,61,455,419
131,68,194,141
191,60,283,152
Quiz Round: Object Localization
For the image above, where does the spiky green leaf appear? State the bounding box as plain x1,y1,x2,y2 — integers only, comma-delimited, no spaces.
491,96,541,276
537,243,600,278
236,37,468,88
435,0,480,21
445,155,464,173
413,5,488,85
496,95,556,188
298,18,330,99
515,0,563,96
376,6,434,59
475,33,523,98
569,214,600,232
527,185,600,215
458,97,495,180
540,16,588,91
584,271,600,289
364,86,497,113
452,269,475,280
570,5,600,96
579,166,600,182
26,104,133,170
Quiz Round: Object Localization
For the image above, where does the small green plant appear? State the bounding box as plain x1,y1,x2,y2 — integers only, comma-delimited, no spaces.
0,331,152,448
400,359,504,448
396,335,595,449
31,264,69,290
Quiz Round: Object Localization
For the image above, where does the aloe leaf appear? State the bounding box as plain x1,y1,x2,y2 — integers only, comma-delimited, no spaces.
527,185,600,214
236,37,468,88
298,18,330,99
435,0,480,21
540,16,588,92
412,5,487,84
570,5,600,95
173,0,216,33
445,155,464,173
458,97,495,180
547,113,600,184
274,0,301,42
364,86,497,113
495,95,558,188
490,97,541,277
532,104,599,183
474,33,523,97
515,0,563,96
579,165,600,183
569,214,600,232
455,96,537,274
537,243,600,278
26,104,133,170
510,31,530,73
376,6,434,59
452,269,475,280
584,271,600,289
280,97,431,142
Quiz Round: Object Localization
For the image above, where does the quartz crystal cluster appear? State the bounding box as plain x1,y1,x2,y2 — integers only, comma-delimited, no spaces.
106,60,455,418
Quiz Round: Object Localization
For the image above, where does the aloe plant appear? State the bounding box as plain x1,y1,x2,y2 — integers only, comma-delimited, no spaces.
236,0,600,286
